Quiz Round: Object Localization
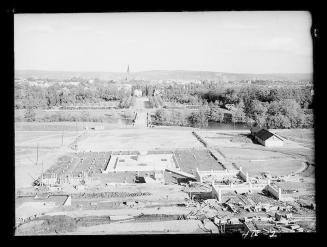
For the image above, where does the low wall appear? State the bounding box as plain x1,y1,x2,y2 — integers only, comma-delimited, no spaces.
102,155,112,172
195,168,239,183
113,157,119,170
208,148,226,163
212,182,270,202
192,131,208,147
212,185,222,202
238,167,249,182
265,184,282,200
42,176,57,186
165,168,196,179
210,147,226,159
212,183,282,201
63,195,71,206
172,154,180,170
195,169,202,182
197,169,238,176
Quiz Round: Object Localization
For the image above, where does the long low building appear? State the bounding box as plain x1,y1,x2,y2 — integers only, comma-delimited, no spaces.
250,127,284,147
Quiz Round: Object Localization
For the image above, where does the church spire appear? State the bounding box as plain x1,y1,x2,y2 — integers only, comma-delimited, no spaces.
125,64,130,81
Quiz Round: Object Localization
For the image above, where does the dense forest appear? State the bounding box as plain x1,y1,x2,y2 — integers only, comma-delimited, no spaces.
145,82,314,129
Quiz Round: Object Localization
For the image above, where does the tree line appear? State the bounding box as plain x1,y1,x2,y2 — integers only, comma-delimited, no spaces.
15,83,131,109
16,80,313,129
149,83,313,129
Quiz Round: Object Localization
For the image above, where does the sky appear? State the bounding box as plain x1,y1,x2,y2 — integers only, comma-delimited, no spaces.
14,12,313,74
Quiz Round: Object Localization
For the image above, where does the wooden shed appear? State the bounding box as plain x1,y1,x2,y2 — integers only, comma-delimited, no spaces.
251,127,284,147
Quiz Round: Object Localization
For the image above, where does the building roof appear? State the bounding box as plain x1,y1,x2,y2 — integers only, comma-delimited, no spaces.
255,128,283,141
250,126,261,134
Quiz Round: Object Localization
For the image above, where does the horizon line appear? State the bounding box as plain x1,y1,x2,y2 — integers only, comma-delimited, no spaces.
15,68,313,75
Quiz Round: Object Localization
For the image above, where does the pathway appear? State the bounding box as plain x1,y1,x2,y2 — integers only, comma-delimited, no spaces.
132,97,150,128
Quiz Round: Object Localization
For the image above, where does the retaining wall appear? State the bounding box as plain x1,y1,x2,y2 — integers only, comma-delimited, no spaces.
238,167,249,182
265,184,282,200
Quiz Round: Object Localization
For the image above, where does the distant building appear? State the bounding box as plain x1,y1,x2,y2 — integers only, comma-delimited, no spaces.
126,64,130,81
41,174,58,186
250,127,284,147
134,89,142,97
27,81,39,87
225,104,236,111
69,81,80,86
58,81,80,86
117,84,132,92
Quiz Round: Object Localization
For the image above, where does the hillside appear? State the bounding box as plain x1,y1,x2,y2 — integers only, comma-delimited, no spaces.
15,69,312,82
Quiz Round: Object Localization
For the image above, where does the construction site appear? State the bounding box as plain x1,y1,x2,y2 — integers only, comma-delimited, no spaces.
15,97,316,236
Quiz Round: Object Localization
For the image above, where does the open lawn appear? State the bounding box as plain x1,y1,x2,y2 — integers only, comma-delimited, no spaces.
76,128,202,152
234,159,305,177
15,131,81,148
73,219,202,234
197,129,314,150
273,128,314,148
219,147,290,161
196,130,250,148
15,121,133,131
